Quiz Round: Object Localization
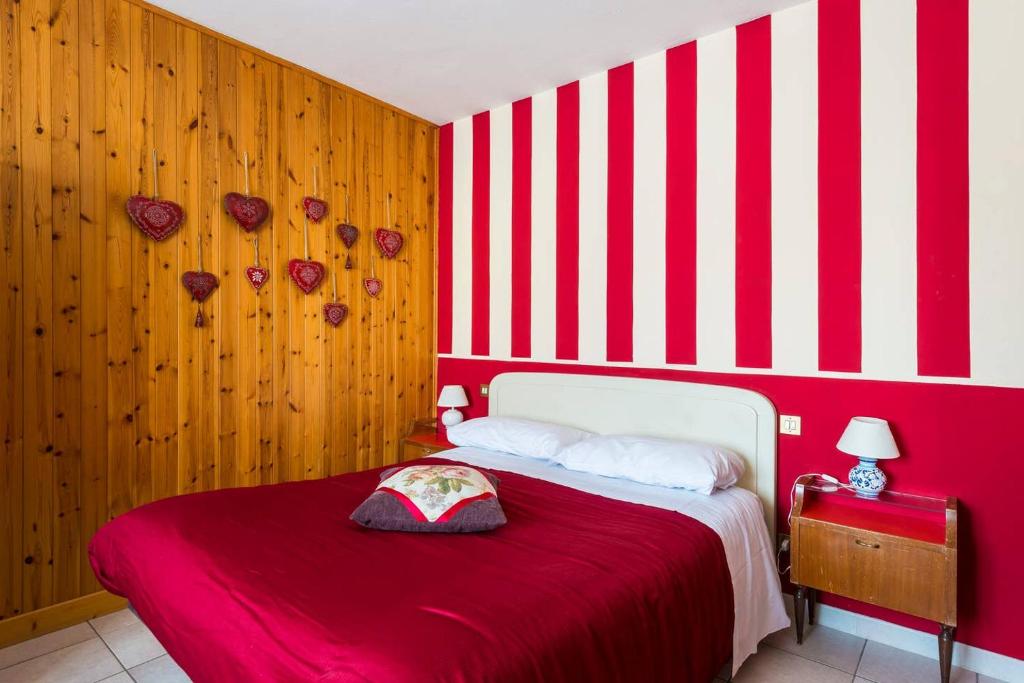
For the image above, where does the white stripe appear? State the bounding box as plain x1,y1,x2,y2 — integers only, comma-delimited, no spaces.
451,117,474,357
633,51,667,366
861,0,917,380
531,88,558,361
771,0,819,375
578,72,609,365
489,104,513,359
970,0,1024,387
696,28,737,371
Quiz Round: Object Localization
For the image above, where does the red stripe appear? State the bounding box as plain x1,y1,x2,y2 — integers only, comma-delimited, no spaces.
917,0,970,378
556,82,580,361
511,98,533,358
437,124,454,355
665,42,697,366
735,17,773,369
471,112,490,356
818,0,862,373
606,63,634,363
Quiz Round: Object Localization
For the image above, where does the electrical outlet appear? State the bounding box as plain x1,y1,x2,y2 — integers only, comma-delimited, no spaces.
780,415,801,436
479,384,489,398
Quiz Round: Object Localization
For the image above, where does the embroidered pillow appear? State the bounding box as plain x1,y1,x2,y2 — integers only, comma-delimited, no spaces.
350,464,507,533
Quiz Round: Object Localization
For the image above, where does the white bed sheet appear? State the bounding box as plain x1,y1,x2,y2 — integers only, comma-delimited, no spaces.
432,446,790,675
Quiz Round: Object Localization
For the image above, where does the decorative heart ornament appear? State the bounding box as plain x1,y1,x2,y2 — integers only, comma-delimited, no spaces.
364,277,383,298
302,197,328,224
337,223,359,249
244,265,269,291
126,195,185,241
288,258,325,294
224,192,270,232
323,302,348,326
181,270,219,302
374,228,403,259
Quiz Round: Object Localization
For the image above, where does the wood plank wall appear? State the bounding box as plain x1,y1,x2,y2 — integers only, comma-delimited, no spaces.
0,0,436,623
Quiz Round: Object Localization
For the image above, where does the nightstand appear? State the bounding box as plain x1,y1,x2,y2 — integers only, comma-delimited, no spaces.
400,419,453,461
790,475,958,683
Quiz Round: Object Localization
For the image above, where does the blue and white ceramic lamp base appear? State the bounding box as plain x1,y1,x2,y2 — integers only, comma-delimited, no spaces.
848,458,888,497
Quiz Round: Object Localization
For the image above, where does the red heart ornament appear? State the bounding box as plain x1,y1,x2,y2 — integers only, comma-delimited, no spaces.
363,277,382,298
288,258,325,294
126,195,185,241
323,302,348,327
337,223,359,249
302,196,328,224
374,228,403,259
181,270,219,302
224,192,270,232
244,266,269,291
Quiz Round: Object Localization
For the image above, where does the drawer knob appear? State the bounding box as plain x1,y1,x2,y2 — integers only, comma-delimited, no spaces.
855,539,881,549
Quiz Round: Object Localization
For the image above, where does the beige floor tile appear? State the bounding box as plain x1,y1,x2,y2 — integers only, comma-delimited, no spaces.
734,645,854,683
98,619,166,670
89,609,140,639
857,641,976,683
977,675,1009,683
765,623,867,674
128,654,192,683
0,638,122,683
0,623,95,670
99,673,134,683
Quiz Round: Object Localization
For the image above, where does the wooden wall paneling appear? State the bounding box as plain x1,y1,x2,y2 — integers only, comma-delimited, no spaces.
128,4,153,509
51,0,83,604
234,48,258,488
368,101,385,470
0,0,24,620
103,0,133,522
174,23,199,496
21,0,56,612
351,97,369,473
195,33,217,492
269,58,289,486
283,66,304,483
215,39,237,490
327,88,349,477
78,0,109,597
414,119,435,416
382,109,399,467
151,14,178,503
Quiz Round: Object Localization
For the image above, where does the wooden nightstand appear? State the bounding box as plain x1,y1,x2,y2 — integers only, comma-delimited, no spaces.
790,475,958,683
400,419,454,462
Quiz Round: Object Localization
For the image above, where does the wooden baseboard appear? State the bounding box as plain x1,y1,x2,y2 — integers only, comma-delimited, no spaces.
0,592,128,649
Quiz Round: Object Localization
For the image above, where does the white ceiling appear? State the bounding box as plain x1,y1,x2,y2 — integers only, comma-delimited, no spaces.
153,0,807,124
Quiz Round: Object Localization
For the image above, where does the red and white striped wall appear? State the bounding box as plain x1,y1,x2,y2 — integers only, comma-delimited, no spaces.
437,0,1024,389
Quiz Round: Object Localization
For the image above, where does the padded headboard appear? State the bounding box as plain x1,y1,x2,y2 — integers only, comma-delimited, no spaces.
488,372,778,538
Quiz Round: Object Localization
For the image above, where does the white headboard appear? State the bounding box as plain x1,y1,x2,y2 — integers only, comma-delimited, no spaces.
488,372,778,539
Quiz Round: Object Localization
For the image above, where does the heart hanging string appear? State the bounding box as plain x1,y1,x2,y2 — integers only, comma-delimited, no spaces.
364,252,383,298
126,149,185,241
336,189,358,270
374,193,403,259
224,151,270,232
302,165,328,223
182,222,219,327
288,215,326,294
245,233,269,291
323,271,348,327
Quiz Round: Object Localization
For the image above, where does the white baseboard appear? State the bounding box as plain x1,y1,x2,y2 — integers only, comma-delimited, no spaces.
782,595,1023,682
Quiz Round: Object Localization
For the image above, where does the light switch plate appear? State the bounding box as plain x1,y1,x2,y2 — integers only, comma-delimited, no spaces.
780,415,801,436
479,384,489,397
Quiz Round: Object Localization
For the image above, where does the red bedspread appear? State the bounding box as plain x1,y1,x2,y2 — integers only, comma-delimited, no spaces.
89,459,733,682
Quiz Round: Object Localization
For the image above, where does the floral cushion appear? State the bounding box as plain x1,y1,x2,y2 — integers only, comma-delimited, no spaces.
350,464,507,533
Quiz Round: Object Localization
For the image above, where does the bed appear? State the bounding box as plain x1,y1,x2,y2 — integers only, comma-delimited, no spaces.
89,372,788,682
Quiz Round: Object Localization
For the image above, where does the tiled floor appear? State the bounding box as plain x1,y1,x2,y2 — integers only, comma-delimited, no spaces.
0,608,1008,683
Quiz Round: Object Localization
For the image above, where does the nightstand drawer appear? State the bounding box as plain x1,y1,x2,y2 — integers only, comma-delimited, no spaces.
793,520,954,624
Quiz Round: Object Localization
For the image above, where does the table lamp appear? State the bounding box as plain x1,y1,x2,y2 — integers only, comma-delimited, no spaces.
438,385,469,427
837,417,900,497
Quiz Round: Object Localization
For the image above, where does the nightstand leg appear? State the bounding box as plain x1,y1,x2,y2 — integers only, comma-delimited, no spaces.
807,587,816,625
938,625,954,683
793,586,806,644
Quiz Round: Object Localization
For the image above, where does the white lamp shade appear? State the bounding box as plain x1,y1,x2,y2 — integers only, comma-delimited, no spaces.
836,417,900,460
437,385,469,408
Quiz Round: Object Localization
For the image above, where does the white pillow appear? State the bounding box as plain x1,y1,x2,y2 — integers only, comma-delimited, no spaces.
551,435,745,495
446,417,593,460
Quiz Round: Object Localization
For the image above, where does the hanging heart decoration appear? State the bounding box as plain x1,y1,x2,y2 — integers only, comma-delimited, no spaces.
374,194,403,259
337,223,358,249
245,265,269,290
126,150,184,241
302,165,328,223
288,215,325,294
181,270,219,302
324,272,348,326
224,194,270,232
363,276,382,298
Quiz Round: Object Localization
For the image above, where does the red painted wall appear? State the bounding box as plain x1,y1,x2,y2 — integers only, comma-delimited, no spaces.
438,356,1024,660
